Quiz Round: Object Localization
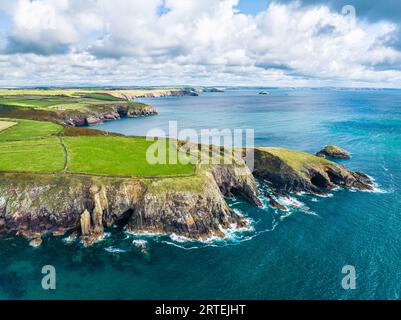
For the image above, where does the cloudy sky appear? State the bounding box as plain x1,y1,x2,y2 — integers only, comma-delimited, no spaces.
0,0,401,87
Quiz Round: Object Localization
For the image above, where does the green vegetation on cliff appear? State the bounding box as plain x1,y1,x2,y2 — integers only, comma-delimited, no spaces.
253,147,373,193
256,147,332,172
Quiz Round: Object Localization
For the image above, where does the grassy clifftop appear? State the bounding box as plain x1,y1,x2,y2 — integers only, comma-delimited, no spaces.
253,147,373,194
0,118,195,177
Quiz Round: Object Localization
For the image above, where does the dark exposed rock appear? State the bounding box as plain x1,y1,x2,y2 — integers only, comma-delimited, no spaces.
208,164,262,206
203,88,225,93
60,103,158,127
264,194,288,211
316,145,351,159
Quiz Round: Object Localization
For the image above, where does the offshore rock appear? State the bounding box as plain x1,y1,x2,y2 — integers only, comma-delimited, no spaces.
316,145,351,159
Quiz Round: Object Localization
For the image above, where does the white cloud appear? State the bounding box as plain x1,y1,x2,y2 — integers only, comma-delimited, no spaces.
0,0,401,86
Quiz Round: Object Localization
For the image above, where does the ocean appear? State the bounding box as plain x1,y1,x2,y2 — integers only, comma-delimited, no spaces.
1,88,400,299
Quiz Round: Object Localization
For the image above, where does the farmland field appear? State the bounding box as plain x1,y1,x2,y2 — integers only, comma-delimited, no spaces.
0,118,195,177
0,137,65,172
0,118,63,141
64,136,195,177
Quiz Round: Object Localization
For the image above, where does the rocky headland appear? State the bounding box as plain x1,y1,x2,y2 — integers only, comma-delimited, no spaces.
60,102,158,126
0,143,375,246
251,147,373,195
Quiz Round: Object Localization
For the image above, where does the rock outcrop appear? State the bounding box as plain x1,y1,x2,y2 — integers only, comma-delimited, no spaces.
207,164,261,206
127,173,248,240
60,103,158,126
264,194,288,211
251,147,373,195
316,145,351,159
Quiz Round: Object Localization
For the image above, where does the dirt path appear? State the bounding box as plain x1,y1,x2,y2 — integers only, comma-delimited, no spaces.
58,136,69,172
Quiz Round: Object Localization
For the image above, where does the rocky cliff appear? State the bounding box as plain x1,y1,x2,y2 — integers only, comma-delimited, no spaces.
60,103,158,126
0,160,259,246
0,145,375,247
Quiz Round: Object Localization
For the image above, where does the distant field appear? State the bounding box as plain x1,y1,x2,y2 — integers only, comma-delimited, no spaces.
0,97,74,108
64,136,195,177
0,118,195,177
76,92,123,101
0,89,80,96
0,88,183,114
0,94,117,110
0,88,179,98
0,118,63,141
0,120,17,132
0,138,65,172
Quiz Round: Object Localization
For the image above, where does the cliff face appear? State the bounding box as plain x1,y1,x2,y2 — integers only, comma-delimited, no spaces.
60,103,158,126
0,174,144,245
119,89,199,100
127,172,248,240
207,164,261,206
0,162,258,246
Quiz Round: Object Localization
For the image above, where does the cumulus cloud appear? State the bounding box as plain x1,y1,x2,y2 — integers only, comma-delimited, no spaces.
0,0,401,86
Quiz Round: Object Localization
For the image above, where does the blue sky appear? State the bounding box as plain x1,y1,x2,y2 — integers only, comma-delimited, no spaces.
237,0,269,15
0,0,401,87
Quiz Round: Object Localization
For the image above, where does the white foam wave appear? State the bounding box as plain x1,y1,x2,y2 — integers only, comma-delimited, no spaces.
132,239,147,246
62,234,78,244
104,246,126,253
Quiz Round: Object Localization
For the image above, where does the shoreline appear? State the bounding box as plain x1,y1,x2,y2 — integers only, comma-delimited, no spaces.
0,92,376,247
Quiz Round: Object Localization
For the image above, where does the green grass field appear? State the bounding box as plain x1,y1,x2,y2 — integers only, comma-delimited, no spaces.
0,118,63,141
0,118,195,177
0,98,69,108
0,138,65,172
76,92,123,101
64,136,195,176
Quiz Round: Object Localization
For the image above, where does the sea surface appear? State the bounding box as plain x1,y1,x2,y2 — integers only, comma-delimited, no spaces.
1,88,400,299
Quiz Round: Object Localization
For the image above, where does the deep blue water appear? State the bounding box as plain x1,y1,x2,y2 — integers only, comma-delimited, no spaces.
1,88,400,299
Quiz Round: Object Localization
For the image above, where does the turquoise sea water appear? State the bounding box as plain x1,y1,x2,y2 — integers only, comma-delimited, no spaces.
1,88,400,299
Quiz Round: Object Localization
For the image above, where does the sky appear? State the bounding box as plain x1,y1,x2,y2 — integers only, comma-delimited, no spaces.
0,0,401,88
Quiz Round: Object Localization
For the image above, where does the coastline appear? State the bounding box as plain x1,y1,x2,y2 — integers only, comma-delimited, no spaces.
0,89,375,247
